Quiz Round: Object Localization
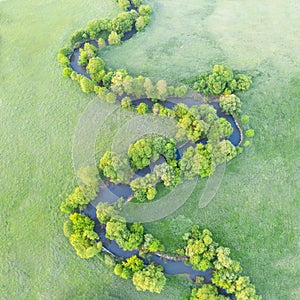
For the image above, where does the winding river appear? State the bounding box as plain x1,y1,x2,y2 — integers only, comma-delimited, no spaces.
70,4,239,297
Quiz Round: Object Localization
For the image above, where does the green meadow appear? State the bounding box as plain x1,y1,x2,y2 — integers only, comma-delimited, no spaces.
0,0,299,299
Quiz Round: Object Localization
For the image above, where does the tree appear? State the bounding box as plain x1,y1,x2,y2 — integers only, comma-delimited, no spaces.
210,140,237,165
219,94,242,115
77,166,99,189
132,264,166,293
62,67,72,78
154,162,178,187
174,85,188,97
105,92,117,104
114,255,144,279
183,226,217,271
143,234,165,252
116,0,131,10
79,76,95,93
86,57,106,82
132,76,146,97
144,77,156,99
108,31,121,45
60,186,95,214
132,0,143,7
156,80,168,100
245,129,255,137
190,284,229,300
99,151,133,183
235,74,252,91
67,213,102,259
135,15,151,32
96,199,123,224
70,29,90,48
98,37,106,49
121,96,132,109
136,102,148,114
86,18,112,40
138,5,152,17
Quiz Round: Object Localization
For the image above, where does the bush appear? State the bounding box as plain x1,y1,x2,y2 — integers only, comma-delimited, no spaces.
241,115,250,124
86,57,106,82
174,85,188,97
219,94,242,115
243,140,250,147
245,129,255,137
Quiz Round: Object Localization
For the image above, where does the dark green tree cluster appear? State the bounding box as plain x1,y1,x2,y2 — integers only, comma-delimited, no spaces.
190,65,252,95
180,225,261,300
128,136,177,170
63,213,102,258
99,151,133,184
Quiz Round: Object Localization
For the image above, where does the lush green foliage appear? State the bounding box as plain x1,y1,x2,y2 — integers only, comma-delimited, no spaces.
190,284,228,300
64,213,102,258
114,255,144,279
99,151,133,183
128,136,177,170
219,94,242,115
190,65,252,95
132,264,166,293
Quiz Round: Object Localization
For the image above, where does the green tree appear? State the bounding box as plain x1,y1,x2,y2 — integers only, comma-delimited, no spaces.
79,76,95,93
67,213,102,259
143,234,165,252
62,67,73,78
135,15,151,32
136,102,148,114
86,57,106,82
219,94,242,115
190,284,228,300
108,31,121,45
132,264,166,293
98,37,106,49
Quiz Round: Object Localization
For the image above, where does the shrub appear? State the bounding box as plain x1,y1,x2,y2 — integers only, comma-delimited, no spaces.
243,140,250,147
219,94,242,115
245,129,255,137
138,5,152,17
241,114,250,124
86,57,106,82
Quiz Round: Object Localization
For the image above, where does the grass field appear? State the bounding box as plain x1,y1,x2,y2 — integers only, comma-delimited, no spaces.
0,0,299,299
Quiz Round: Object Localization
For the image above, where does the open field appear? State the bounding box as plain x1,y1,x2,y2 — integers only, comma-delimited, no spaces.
0,0,299,299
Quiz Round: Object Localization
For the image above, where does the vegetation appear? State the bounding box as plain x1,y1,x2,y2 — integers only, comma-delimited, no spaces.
3,0,296,298
132,264,166,293
189,65,252,95
64,213,102,258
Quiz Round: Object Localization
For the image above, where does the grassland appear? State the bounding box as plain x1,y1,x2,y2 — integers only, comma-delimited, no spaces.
0,0,299,299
